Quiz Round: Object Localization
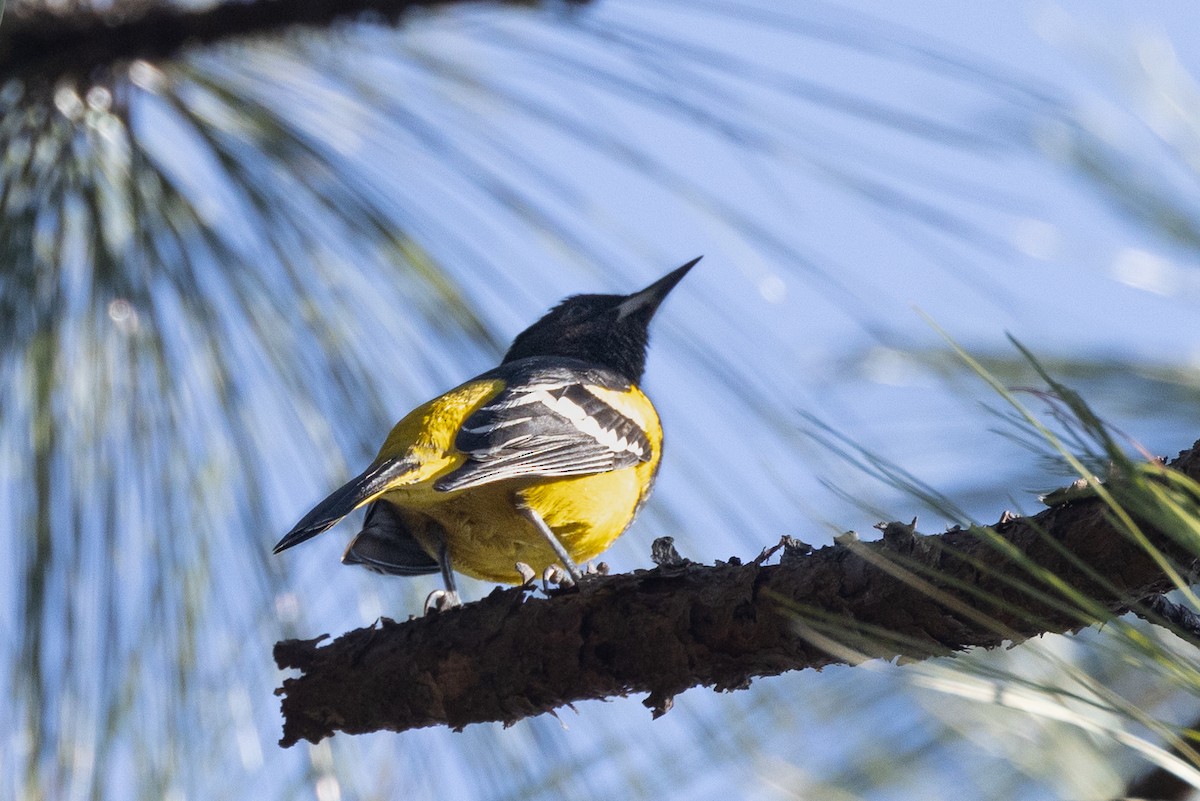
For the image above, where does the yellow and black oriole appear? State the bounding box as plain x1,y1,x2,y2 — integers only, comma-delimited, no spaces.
273,257,698,606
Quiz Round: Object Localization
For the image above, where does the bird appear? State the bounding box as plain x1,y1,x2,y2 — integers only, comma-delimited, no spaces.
273,257,698,609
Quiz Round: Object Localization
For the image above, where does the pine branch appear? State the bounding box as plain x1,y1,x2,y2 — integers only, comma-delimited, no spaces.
274,439,1200,747
0,0,587,81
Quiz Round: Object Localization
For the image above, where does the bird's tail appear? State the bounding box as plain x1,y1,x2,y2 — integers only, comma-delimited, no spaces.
341,502,440,576
273,460,408,554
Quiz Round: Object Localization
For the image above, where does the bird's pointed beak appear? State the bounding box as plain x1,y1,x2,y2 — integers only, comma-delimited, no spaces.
616,256,701,321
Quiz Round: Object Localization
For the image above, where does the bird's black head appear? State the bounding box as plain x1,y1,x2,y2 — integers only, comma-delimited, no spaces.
502,257,700,382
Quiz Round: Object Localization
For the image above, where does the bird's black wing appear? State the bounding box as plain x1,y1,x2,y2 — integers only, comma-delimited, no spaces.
433,362,653,493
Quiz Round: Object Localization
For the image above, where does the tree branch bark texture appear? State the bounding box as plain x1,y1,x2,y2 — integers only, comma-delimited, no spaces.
1,0,587,81
274,440,1200,747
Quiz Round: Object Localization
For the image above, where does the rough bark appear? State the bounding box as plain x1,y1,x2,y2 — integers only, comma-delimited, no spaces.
0,0,586,80
273,440,1200,747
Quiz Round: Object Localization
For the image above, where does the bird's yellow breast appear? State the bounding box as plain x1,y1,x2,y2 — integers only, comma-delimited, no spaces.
375,379,663,583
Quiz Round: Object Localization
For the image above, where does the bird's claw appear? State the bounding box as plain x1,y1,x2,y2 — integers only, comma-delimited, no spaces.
542,564,576,591
515,561,537,585
423,589,462,615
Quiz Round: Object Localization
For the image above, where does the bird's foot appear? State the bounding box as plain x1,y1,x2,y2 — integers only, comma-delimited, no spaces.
515,561,538,585
541,564,576,592
423,589,462,615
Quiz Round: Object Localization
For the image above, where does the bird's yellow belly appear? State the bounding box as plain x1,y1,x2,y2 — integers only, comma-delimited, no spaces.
384,466,653,584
